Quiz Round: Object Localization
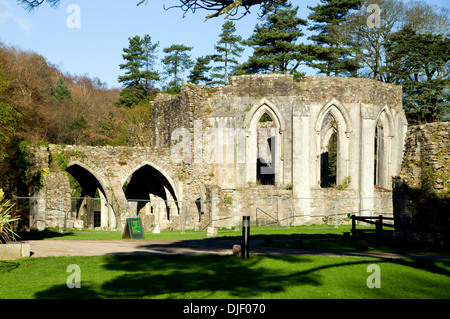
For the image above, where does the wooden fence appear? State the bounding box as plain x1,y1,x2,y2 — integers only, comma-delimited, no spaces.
351,215,395,244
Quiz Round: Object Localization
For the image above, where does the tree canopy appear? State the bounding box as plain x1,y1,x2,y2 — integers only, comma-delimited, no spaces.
235,1,307,76
116,35,160,107
387,28,450,123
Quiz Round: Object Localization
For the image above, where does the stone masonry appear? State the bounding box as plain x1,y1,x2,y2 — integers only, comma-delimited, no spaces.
393,122,450,245
27,74,407,232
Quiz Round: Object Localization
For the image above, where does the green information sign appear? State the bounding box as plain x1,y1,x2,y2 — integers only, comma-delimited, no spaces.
122,218,145,239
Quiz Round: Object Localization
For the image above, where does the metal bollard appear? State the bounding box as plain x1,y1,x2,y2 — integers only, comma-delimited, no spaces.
242,216,250,259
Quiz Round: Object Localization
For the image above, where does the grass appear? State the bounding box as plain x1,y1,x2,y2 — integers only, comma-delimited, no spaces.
3,225,450,300
1,254,449,299
16,225,355,241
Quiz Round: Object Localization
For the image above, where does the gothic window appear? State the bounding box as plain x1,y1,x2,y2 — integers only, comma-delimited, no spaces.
320,113,338,188
257,112,275,185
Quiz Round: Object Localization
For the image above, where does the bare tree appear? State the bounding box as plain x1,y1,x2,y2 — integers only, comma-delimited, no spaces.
17,0,284,19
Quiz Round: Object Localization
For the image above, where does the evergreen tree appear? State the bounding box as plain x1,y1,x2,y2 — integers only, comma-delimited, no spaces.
306,0,361,76
52,75,71,101
211,20,244,85
116,35,159,107
140,34,160,97
162,44,193,91
189,56,213,85
387,28,450,124
236,1,308,76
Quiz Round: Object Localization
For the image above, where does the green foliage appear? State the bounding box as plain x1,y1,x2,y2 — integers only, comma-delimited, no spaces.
0,189,20,243
52,75,71,101
8,140,32,197
116,35,160,107
306,0,361,76
162,44,193,91
237,1,308,75
61,116,88,145
211,20,244,85
224,194,233,205
50,148,69,171
259,112,272,122
387,28,450,124
0,63,22,165
188,56,213,85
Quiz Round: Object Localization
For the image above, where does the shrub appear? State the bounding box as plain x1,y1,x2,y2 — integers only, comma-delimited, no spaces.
0,189,20,243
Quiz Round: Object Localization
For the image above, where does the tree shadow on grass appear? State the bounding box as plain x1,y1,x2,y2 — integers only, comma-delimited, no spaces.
33,254,450,299
33,254,322,299
100,255,325,299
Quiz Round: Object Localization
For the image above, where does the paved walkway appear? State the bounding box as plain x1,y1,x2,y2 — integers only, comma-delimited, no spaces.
22,239,450,259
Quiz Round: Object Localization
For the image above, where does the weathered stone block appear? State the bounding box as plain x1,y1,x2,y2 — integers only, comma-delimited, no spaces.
0,243,30,260
152,222,161,234
206,226,218,237
73,220,84,230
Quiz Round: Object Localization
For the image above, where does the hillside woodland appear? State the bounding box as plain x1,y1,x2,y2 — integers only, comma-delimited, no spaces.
0,45,152,194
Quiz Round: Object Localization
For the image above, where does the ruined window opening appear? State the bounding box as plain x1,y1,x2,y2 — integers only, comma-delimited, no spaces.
257,112,275,185
320,113,338,188
374,122,384,187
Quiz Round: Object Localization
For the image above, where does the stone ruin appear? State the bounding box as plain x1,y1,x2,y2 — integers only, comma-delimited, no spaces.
26,74,408,232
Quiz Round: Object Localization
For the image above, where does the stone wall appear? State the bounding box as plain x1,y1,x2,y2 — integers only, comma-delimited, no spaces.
25,74,408,232
393,122,450,246
150,74,406,224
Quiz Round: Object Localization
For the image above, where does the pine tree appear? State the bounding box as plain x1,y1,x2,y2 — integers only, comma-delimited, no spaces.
189,56,213,85
306,0,361,76
140,34,160,97
211,20,244,85
236,1,307,76
387,28,450,124
116,35,159,107
162,44,193,92
52,75,71,101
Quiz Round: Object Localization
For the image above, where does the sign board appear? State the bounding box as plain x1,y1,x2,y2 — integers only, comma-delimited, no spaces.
122,218,145,239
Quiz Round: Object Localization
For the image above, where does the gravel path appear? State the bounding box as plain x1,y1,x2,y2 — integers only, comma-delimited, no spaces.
21,239,450,259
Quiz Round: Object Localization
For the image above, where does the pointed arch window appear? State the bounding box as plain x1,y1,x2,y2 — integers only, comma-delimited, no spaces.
320,114,338,188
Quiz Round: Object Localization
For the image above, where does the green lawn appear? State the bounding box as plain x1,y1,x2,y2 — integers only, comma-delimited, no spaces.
1,254,449,299
16,225,355,241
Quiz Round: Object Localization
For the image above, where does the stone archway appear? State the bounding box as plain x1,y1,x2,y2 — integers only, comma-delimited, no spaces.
123,162,179,231
65,162,116,229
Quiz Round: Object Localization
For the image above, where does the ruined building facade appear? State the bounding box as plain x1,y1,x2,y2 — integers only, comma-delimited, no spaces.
27,74,407,231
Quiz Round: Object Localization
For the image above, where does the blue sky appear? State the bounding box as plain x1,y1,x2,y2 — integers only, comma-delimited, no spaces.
0,0,449,89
